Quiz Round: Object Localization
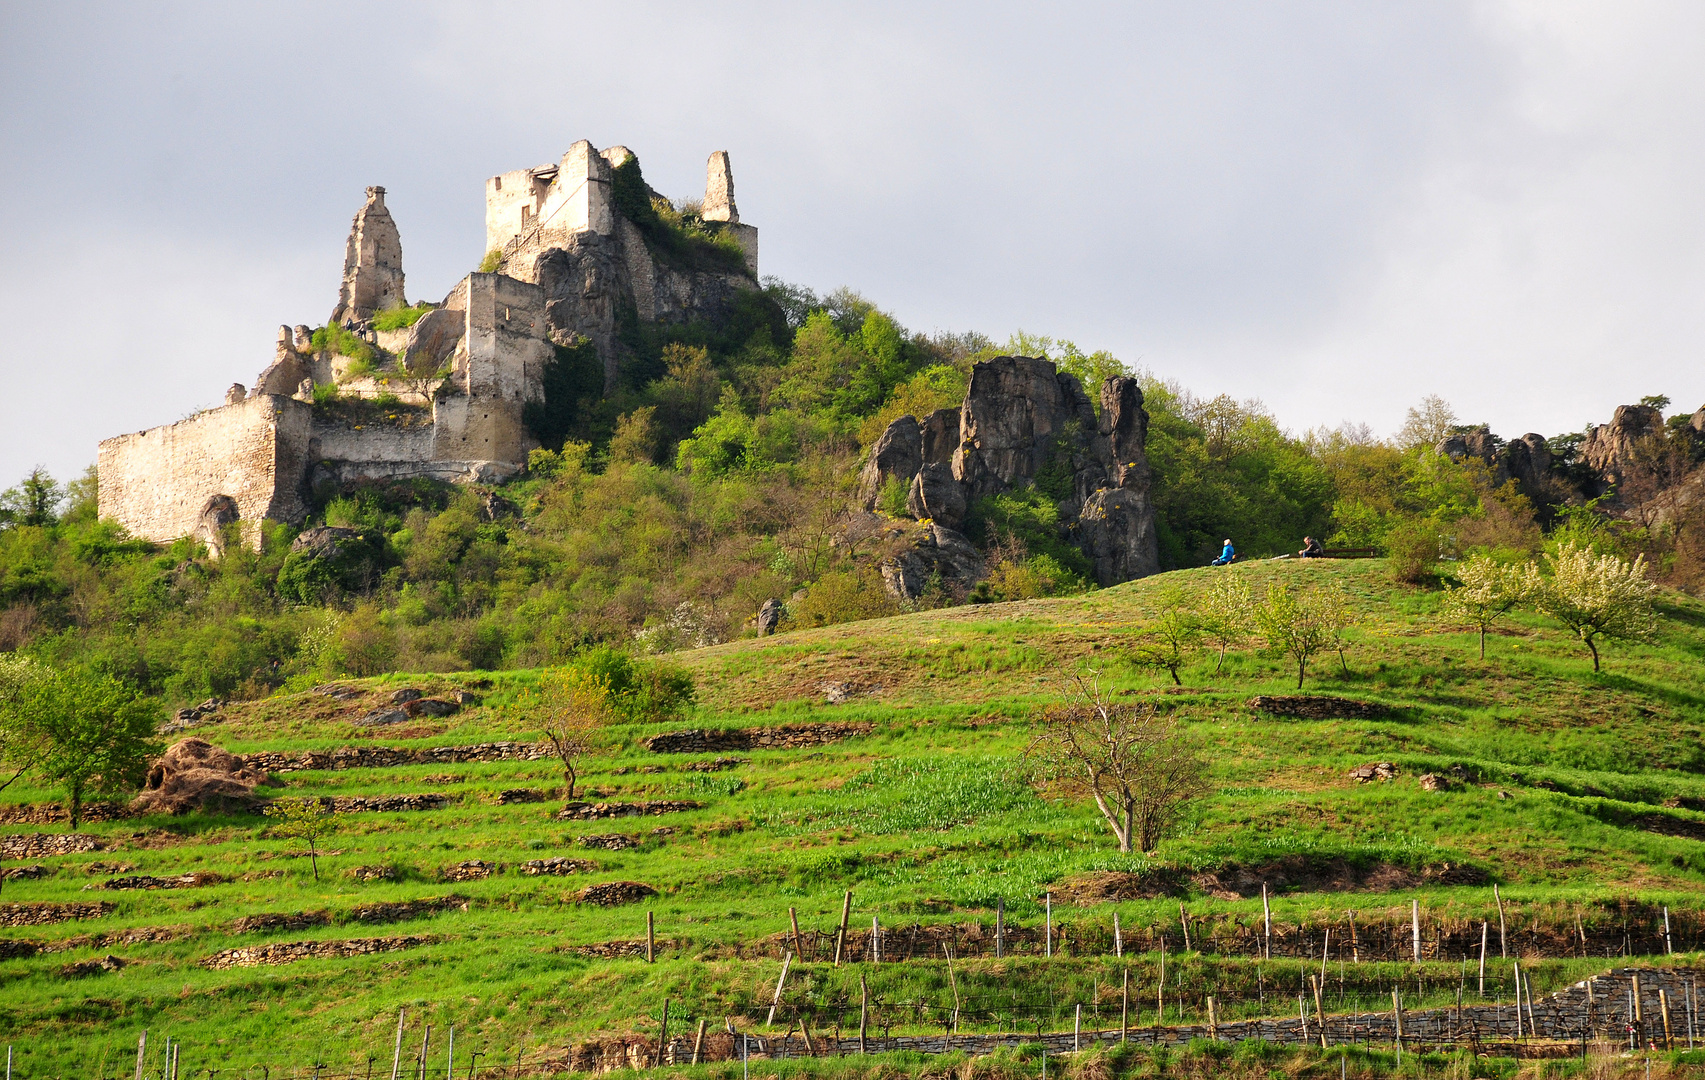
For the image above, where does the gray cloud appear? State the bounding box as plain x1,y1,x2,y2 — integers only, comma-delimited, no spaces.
2,1,1701,485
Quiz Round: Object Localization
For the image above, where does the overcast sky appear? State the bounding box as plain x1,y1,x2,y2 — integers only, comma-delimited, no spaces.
3,1,1702,486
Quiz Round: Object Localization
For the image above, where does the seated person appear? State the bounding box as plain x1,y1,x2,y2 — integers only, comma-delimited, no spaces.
1210,539,1236,566
1299,536,1325,558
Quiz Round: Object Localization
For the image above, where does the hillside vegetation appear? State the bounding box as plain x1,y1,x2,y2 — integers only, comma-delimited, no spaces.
1,559,1702,1077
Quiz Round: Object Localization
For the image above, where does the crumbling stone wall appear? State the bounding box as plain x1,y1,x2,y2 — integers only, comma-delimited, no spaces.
97,395,313,548
0,902,113,926
330,186,405,324
0,834,102,858
642,723,873,754
200,935,434,970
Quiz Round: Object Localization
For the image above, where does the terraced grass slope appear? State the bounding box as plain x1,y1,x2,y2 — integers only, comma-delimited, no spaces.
3,559,1705,1078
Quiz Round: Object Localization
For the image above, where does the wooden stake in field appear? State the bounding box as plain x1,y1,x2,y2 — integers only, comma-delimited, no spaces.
1046,892,1053,958
1121,967,1129,1043
1113,911,1122,958
1179,905,1191,951
834,891,853,966
656,1000,669,1065
446,1027,454,1080
1493,884,1507,958
646,910,655,963
858,976,869,1054
1633,974,1645,1043
1576,909,1587,957
1660,989,1674,1050
1411,899,1421,962
1464,928,1482,1005
134,1031,147,1080
871,915,881,964
789,906,803,957
1392,989,1403,1061
1320,927,1331,985
942,943,960,1034
1206,997,1216,1042
1311,974,1328,1048
390,1010,406,1080
691,1019,706,1065
766,953,793,1026
1262,885,1272,960
1520,962,1534,1037
1664,907,1674,955
995,897,1004,958
1075,1004,1083,1051
417,1025,431,1080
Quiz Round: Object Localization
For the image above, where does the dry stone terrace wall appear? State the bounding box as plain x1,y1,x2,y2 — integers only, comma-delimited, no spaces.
643,723,873,754
240,742,551,773
0,902,113,926
200,935,435,970
0,834,102,858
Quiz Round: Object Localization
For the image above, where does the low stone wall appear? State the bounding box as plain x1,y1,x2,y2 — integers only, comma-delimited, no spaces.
0,803,127,825
229,911,331,934
0,902,114,926
348,895,465,923
2,924,192,959
556,801,699,821
89,872,224,891
200,935,436,969
243,742,551,773
0,833,103,858
643,724,871,754
321,794,451,813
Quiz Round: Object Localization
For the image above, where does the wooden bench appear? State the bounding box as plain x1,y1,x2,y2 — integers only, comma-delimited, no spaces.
1320,547,1380,559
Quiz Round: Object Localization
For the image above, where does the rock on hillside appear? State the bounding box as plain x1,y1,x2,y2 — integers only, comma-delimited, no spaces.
861,356,1160,595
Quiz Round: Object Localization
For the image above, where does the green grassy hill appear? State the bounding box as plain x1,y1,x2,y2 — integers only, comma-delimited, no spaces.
3,559,1704,1078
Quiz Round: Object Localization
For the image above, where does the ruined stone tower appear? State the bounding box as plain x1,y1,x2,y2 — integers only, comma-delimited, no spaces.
98,140,768,552
330,186,405,324
703,151,738,222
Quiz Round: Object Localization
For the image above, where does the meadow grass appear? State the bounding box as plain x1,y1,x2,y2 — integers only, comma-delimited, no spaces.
2,560,1704,1076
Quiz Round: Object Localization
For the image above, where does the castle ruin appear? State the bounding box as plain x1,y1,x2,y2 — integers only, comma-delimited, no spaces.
97,143,760,552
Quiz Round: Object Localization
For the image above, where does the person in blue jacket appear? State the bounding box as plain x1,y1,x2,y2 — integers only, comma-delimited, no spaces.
1210,539,1235,566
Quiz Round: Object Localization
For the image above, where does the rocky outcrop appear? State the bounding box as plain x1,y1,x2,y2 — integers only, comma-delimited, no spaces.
906,464,966,527
1582,404,1665,490
859,358,1159,589
755,598,783,636
879,523,986,600
132,738,278,815
642,723,872,754
201,935,432,970
858,415,923,509
1435,427,1555,500
193,495,242,559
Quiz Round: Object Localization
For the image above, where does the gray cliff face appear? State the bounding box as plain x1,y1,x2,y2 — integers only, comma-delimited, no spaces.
864,356,1160,595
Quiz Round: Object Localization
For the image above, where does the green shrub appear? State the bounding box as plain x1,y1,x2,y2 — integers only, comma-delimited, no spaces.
478,249,504,273
1385,517,1445,585
371,303,433,332
311,382,338,406
876,475,909,517
372,392,401,409
308,324,375,364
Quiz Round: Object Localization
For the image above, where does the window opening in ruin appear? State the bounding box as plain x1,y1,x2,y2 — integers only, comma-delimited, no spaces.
520,206,531,225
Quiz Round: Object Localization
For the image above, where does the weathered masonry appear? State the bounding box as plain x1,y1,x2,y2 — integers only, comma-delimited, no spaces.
98,143,761,551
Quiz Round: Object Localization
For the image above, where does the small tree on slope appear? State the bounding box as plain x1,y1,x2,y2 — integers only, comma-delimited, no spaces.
1527,542,1658,672
1253,581,1357,688
1024,675,1210,853
1196,574,1252,674
1442,554,1535,659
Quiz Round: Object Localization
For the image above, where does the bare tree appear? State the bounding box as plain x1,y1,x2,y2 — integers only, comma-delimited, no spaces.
521,670,615,803
1024,675,1211,853
1397,394,1459,449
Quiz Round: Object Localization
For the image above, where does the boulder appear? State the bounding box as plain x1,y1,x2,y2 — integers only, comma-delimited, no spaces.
402,307,463,378
755,598,783,636
920,407,961,465
479,491,519,521
1347,762,1398,784
879,524,986,600
1502,433,1552,495
390,688,423,704
952,356,1098,497
906,463,967,527
858,415,923,510
290,526,362,560
404,698,458,718
131,739,277,815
